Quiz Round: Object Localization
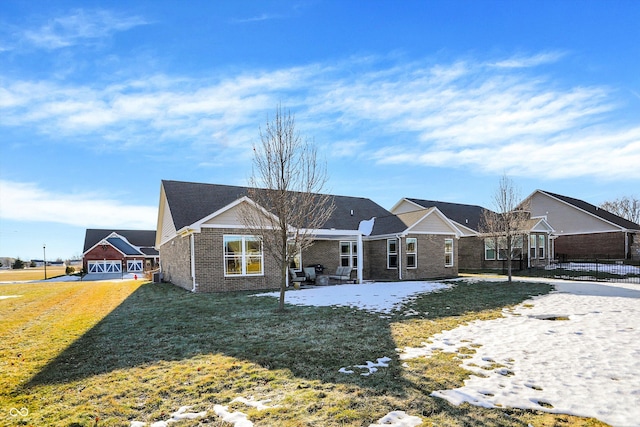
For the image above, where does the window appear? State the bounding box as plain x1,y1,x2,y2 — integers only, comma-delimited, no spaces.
406,238,417,269
485,238,496,260
445,239,454,267
224,235,263,276
538,234,545,259
340,241,358,269
529,235,537,259
387,239,398,269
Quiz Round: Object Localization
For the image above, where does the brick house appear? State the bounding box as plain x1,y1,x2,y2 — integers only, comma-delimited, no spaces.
391,198,555,270
156,180,461,293
522,190,640,260
82,229,159,274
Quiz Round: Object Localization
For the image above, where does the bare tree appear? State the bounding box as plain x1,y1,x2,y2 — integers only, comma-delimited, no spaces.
240,106,335,312
480,175,531,282
600,196,640,224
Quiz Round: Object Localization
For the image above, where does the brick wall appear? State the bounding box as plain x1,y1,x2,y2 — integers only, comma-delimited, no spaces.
458,236,484,269
554,232,626,259
159,234,192,291
367,235,458,281
303,240,342,276
192,228,281,293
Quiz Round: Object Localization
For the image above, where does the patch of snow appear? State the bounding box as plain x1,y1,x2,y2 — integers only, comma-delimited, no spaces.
256,281,449,313
231,396,279,411
399,280,640,427
369,410,422,426
0,295,20,299
214,405,253,427
340,356,392,376
130,405,206,426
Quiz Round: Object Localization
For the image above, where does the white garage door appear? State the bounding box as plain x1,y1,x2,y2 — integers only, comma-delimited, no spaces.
88,260,122,274
127,260,143,272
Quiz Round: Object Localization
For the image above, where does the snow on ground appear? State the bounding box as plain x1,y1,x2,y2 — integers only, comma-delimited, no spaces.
258,279,639,426
256,281,449,314
399,280,640,427
369,411,422,426
339,356,392,376
0,295,20,299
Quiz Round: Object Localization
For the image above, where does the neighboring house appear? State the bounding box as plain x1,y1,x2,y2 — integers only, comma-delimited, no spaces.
82,229,159,274
522,190,640,260
391,198,554,270
156,180,460,293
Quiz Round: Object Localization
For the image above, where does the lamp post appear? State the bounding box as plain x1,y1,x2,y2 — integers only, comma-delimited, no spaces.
43,244,47,280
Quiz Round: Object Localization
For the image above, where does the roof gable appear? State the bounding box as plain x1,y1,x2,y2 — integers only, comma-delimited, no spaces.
83,229,156,253
403,198,488,231
398,207,462,236
532,190,640,231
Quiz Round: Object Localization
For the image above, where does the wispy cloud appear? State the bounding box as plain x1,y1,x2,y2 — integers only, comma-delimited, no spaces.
231,13,285,24
1,52,639,181
0,180,156,228
20,9,148,49
489,51,566,68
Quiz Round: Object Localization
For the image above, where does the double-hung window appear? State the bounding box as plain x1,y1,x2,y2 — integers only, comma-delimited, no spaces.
340,241,358,269
406,238,417,269
485,238,496,260
224,235,263,276
387,239,398,269
445,239,454,267
529,234,546,260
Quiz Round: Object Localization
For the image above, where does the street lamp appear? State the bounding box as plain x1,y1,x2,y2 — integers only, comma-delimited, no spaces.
43,244,47,280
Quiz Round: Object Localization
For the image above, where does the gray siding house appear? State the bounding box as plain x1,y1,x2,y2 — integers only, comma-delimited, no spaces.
523,190,640,260
156,180,461,292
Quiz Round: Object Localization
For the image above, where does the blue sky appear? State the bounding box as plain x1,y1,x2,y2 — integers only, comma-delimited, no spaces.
1,0,639,261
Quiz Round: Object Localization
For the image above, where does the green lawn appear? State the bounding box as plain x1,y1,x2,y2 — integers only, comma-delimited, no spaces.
0,279,608,426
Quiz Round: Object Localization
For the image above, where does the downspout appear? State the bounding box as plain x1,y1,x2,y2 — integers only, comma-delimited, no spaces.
190,233,198,292
357,233,363,284
396,234,403,281
625,232,629,259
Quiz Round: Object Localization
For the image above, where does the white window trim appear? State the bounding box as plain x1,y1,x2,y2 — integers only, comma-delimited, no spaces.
445,238,454,267
223,235,264,277
387,238,398,269
406,237,417,269
484,238,496,260
340,241,357,269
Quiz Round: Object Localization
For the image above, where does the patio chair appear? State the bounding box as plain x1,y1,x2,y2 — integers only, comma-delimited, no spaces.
289,269,306,286
329,266,353,283
303,267,316,283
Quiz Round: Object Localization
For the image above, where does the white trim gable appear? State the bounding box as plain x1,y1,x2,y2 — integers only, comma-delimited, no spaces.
195,196,281,231
156,185,177,247
83,235,129,258
403,207,462,237
529,217,555,233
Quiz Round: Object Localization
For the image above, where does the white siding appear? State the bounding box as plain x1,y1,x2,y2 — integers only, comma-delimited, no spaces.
410,212,456,234
203,203,245,227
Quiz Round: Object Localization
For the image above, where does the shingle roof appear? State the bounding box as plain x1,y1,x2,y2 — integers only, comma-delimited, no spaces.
162,180,406,234
83,229,157,253
106,237,143,256
540,190,640,231
406,198,487,231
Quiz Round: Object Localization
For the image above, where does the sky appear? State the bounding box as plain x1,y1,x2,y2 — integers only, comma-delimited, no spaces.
259,278,640,427
1,0,639,261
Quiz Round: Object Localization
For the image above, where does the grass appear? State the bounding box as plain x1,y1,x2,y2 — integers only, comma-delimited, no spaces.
0,266,69,282
0,279,609,426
